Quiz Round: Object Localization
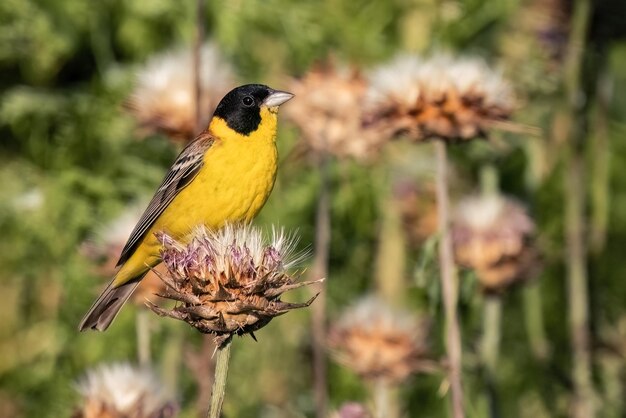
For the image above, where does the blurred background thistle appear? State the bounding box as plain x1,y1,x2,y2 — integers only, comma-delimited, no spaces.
328,296,433,383
364,54,515,142
452,194,539,293
72,363,177,418
328,297,434,418
362,51,518,418
125,42,234,142
393,178,438,249
286,62,385,162
284,59,382,417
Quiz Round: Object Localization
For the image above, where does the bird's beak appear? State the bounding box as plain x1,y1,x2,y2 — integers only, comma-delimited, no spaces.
263,90,295,108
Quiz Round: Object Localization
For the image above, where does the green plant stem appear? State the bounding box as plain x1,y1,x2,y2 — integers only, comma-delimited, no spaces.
598,356,623,418
189,336,218,418
375,379,388,418
478,163,502,371
480,164,499,197
161,325,184,394
207,338,232,418
565,149,594,418
311,154,330,418
562,0,594,416
522,283,550,361
479,164,502,418
434,140,464,418
372,378,401,418
193,0,205,133
481,296,501,376
590,71,612,253
481,295,503,418
374,178,407,305
136,309,151,366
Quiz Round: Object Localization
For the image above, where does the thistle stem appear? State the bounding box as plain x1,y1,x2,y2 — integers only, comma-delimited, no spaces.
374,180,407,304
434,140,464,418
565,150,594,418
189,336,218,418
479,163,502,418
161,325,184,394
481,296,501,376
311,154,330,418
481,295,502,418
193,0,205,133
589,70,611,254
480,164,498,197
374,379,389,418
136,309,151,366
522,282,550,361
373,379,400,418
562,0,594,415
207,338,232,418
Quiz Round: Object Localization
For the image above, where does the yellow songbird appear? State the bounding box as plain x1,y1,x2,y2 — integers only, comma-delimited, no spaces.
79,84,294,331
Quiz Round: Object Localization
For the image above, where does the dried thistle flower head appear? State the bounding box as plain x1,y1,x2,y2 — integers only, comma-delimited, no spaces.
452,194,539,292
365,54,515,142
73,363,177,418
393,179,438,247
328,296,433,384
285,63,386,161
126,42,235,141
148,224,320,347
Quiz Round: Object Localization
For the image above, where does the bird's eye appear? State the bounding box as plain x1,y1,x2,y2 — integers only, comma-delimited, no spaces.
242,96,255,107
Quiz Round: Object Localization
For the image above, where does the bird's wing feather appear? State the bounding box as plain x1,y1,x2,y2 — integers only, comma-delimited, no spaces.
116,133,215,266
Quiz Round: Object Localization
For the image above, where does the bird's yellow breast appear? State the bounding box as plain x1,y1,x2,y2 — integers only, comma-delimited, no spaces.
116,108,279,282
158,109,278,235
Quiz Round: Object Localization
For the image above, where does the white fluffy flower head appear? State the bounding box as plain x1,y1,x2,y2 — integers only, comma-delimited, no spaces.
127,42,235,140
76,363,176,418
365,53,515,141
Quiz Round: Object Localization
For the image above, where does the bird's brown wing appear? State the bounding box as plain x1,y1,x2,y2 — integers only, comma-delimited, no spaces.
116,132,215,266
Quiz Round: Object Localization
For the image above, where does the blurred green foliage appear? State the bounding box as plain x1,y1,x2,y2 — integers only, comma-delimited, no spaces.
2,0,626,417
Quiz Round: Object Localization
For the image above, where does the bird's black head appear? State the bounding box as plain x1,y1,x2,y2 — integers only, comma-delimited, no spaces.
212,84,294,136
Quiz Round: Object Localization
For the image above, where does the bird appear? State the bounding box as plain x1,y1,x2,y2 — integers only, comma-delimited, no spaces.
79,84,294,331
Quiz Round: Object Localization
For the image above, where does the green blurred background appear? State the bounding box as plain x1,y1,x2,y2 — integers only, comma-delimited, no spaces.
1,0,626,417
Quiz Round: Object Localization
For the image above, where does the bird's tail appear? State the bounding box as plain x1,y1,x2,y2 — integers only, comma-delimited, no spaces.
78,273,146,331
